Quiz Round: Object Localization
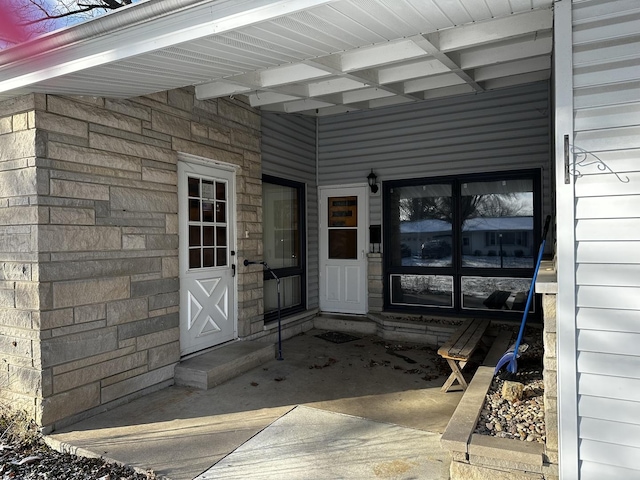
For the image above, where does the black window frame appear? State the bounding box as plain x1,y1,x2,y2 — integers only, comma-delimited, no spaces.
262,175,307,322
382,169,542,321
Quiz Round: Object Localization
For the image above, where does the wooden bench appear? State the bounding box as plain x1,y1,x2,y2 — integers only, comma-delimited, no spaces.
438,318,490,392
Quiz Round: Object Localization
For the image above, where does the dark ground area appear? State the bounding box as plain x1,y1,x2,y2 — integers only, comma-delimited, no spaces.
0,409,156,480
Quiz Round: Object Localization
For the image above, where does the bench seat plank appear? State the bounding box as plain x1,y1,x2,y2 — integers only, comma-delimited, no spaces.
438,319,490,360
438,318,491,392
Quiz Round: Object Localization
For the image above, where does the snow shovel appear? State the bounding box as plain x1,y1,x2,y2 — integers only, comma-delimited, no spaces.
494,215,551,376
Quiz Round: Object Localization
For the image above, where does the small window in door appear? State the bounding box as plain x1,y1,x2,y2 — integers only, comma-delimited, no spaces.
187,176,228,269
328,196,358,259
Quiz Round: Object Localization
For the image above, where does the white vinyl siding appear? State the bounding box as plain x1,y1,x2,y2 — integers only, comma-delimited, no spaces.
571,0,640,477
261,113,319,310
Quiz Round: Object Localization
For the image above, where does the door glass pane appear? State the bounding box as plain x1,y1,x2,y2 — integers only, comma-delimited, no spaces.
216,202,226,223
388,184,453,267
216,248,227,267
461,179,534,268
189,249,201,269
264,183,300,269
203,248,214,268
189,226,201,247
390,274,453,307
461,276,533,312
216,182,226,200
202,201,214,222
329,230,357,259
216,226,227,246
189,199,200,221
188,177,199,197
328,196,357,227
264,276,302,313
203,226,214,246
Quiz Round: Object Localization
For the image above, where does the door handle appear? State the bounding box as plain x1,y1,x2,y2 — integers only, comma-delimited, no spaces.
232,264,236,277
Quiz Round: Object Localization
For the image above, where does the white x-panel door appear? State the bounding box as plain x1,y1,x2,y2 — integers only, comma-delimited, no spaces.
179,160,236,356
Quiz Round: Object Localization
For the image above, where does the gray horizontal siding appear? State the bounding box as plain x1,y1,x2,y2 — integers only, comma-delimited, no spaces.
572,0,640,476
318,81,551,227
261,112,319,310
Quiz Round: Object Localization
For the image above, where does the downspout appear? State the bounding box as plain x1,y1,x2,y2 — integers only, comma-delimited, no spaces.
315,116,319,188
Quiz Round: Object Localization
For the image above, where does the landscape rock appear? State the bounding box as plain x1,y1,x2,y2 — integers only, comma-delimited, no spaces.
502,380,524,402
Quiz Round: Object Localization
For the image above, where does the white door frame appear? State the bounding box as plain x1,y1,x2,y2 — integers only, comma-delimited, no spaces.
553,1,580,477
178,153,239,356
318,184,369,314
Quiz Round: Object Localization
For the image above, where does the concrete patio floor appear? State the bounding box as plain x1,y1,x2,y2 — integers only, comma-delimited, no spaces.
47,329,465,480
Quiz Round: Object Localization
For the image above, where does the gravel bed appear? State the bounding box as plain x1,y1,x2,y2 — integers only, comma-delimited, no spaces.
474,331,546,444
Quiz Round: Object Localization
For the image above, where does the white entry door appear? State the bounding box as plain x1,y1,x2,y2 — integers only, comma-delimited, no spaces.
178,160,237,356
319,186,368,314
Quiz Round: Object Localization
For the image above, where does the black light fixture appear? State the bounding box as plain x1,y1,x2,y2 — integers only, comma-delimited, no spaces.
367,169,378,194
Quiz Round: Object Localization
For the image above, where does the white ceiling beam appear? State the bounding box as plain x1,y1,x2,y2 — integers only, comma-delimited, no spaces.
260,63,332,86
302,58,423,102
422,84,476,100
458,33,553,70
195,81,252,99
301,104,360,116
275,98,337,113
339,40,430,72
402,73,466,94
481,70,551,90
341,88,395,104
307,77,368,96
367,96,414,109
197,63,332,100
377,59,450,84
410,35,483,92
247,91,302,107
426,9,553,52
473,56,551,82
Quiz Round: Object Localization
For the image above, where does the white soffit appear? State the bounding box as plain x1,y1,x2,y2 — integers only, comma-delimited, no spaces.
0,0,554,116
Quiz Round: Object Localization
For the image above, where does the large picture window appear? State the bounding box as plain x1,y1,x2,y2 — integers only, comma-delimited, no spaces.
262,176,306,321
384,170,540,318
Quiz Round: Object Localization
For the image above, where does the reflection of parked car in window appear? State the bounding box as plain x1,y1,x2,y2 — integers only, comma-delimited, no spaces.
400,243,411,257
421,240,451,259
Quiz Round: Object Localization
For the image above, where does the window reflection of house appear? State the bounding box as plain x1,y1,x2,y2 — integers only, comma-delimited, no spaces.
400,216,533,258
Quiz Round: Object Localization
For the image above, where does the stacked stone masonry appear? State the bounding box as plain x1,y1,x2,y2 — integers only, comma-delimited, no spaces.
0,90,263,429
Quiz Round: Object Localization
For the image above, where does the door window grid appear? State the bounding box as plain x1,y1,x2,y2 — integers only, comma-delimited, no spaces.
187,176,228,269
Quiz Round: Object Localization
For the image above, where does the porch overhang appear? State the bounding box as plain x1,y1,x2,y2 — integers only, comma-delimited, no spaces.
0,0,553,116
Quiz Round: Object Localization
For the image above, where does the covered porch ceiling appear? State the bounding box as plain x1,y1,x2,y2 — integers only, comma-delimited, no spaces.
0,0,554,117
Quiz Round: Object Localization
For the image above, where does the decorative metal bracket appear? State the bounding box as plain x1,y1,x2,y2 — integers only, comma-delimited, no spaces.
569,144,630,184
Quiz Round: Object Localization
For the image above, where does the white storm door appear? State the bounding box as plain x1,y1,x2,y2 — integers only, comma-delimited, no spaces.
319,186,368,314
179,160,237,356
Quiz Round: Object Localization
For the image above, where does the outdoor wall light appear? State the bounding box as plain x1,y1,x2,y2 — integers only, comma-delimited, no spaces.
367,169,379,194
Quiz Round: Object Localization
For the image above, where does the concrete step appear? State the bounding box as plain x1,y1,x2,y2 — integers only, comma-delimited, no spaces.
313,314,377,335
175,341,275,389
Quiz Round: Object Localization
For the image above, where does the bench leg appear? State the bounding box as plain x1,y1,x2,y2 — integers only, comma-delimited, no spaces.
441,359,469,392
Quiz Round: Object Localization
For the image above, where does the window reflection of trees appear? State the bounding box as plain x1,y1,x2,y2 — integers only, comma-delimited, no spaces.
399,193,530,224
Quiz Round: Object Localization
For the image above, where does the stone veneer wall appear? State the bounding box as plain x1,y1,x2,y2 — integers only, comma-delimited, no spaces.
367,253,383,313
542,293,558,466
0,95,44,421
0,89,263,430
